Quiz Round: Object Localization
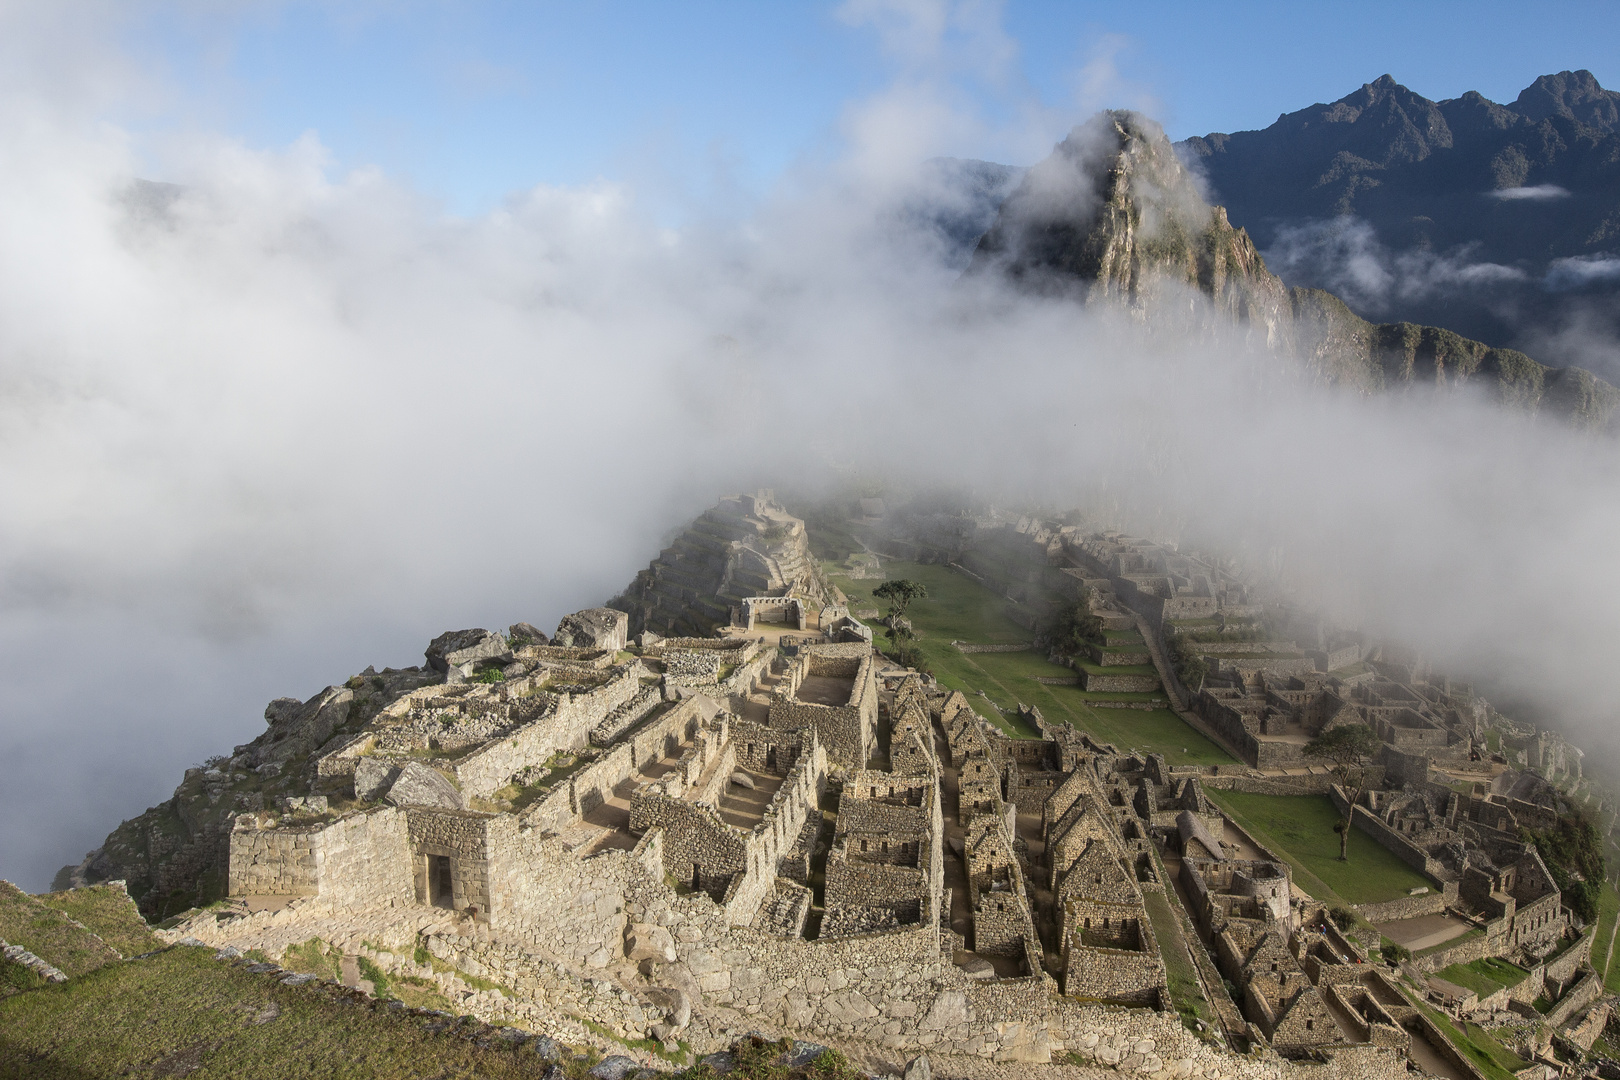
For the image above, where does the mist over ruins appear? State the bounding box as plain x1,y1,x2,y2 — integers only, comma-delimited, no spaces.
7,40,1620,1080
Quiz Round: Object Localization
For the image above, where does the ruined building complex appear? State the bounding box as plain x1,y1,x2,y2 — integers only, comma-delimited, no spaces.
62,493,1613,1080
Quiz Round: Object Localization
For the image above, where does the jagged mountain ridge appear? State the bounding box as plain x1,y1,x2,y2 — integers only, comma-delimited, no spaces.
965,110,1620,426
1177,71,1620,358
1180,70,1620,259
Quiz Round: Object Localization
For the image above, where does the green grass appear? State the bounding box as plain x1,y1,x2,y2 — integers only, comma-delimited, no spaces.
0,882,122,977
1596,880,1620,992
828,559,1228,763
1203,791,1433,905
1412,999,1530,1080
1073,657,1161,678
1143,889,1215,1032
0,945,561,1078
1434,957,1530,998
829,560,1031,644
34,885,160,959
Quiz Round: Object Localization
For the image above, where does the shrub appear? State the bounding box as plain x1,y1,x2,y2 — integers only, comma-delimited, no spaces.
1381,942,1411,965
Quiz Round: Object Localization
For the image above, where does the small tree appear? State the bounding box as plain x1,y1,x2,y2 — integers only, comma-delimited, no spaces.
873,579,928,621
1044,589,1105,655
1303,724,1382,861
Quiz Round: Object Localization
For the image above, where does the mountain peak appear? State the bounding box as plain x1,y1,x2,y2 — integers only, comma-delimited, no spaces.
1513,69,1620,130
966,110,1289,325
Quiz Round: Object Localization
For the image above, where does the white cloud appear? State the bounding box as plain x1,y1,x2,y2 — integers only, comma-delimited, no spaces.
1487,184,1572,201
1545,253,1620,290
5,2,1620,892
1263,217,1528,314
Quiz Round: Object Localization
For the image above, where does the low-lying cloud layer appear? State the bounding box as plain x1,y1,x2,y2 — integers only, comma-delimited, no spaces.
3,3,1620,890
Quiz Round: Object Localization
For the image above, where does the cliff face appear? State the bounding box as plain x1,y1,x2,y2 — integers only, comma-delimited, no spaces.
611,491,831,638
970,110,1620,428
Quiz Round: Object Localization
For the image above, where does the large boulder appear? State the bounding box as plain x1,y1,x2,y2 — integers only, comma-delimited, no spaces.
383,761,461,809
553,608,629,652
258,686,354,765
508,622,549,645
625,923,677,964
354,757,401,801
424,629,509,673
643,984,691,1028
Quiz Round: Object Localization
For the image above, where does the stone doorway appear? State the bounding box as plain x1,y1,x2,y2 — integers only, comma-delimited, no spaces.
429,854,455,909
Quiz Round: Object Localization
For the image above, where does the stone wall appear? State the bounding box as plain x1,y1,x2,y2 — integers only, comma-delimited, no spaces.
407,808,501,917
314,809,414,909
1080,670,1162,693
1546,970,1603,1027
572,743,639,818
1329,788,1449,888
1353,890,1451,923
1545,930,1594,991
228,808,412,907
591,686,665,747
228,821,321,897
630,794,746,901
665,649,723,684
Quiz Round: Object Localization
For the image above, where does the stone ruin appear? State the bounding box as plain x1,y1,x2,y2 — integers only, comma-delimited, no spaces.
84,493,1608,1080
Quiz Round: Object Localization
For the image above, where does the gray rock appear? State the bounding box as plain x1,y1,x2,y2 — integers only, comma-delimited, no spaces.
280,973,316,986
355,757,402,801
729,772,756,790
425,628,510,673
553,608,629,651
589,1055,638,1080
528,1036,563,1062
509,622,549,645
699,1052,735,1075
780,1042,832,1068
384,761,462,809
955,955,995,980
259,686,354,765
540,1067,567,1080
214,946,243,960
903,1054,931,1080
626,923,678,964
644,984,691,1028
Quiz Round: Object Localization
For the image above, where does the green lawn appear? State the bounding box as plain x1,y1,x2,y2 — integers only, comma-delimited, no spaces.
830,560,1030,645
1143,889,1215,1031
1073,657,1161,678
830,560,1228,763
1412,999,1530,1080
35,884,161,959
1597,880,1620,992
0,945,569,1078
0,882,122,978
1435,957,1530,998
1203,791,1433,905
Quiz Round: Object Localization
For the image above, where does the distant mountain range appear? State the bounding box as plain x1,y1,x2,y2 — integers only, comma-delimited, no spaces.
1178,71,1620,371
924,71,1620,384
957,110,1620,428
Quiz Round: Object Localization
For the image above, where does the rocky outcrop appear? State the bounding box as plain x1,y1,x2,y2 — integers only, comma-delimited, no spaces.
612,491,832,637
383,762,461,810
968,109,1620,428
424,629,509,674
554,608,629,652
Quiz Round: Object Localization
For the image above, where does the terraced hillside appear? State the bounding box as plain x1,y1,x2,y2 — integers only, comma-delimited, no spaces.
614,492,831,637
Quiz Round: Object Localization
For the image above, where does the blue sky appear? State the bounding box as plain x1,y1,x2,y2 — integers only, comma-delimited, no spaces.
114,1,1620,214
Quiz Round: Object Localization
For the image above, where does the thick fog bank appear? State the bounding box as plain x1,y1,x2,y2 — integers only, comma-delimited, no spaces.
4,7,1620,890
